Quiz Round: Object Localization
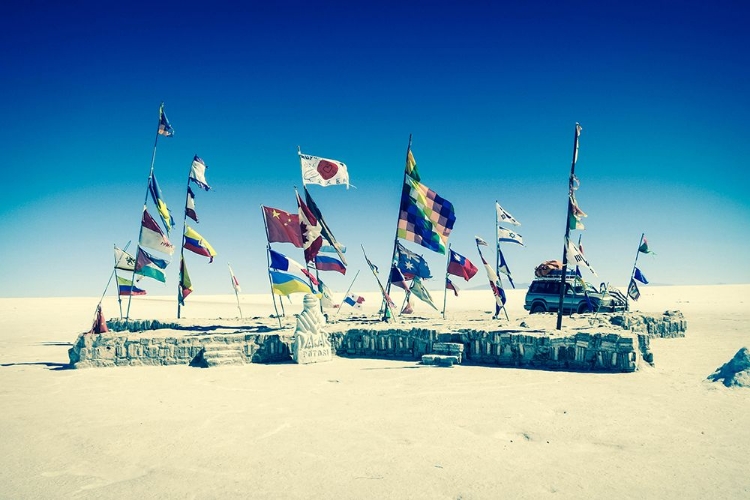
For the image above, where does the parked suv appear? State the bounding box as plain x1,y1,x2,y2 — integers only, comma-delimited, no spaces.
524,272,627,314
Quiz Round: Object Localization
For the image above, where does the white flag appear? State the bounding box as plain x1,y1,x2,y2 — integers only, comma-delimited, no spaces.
114,246,136,271
496,202,520,226
566,239,597,276
189,155,211,191
300,152,350,188
497,227,524,246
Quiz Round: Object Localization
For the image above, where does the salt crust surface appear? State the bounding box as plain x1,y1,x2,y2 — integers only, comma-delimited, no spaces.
1,285,748,499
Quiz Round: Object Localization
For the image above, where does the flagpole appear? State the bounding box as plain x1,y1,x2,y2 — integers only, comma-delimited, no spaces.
335,270,360,315
126,109,164,323
363,245,397,323
228,263,243,319
382,134,413,320
442,244,451,319
112,241,132,318
261,206,283,328
626,232,645,310
100,241,131,316
177,159,193,319
556,123,581,330
493,208,510,320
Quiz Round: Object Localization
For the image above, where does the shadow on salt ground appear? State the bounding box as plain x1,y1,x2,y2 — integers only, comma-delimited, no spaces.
0,341,74,370
0,361,72,371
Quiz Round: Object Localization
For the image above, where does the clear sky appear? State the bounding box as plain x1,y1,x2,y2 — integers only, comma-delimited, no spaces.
2,1,749,300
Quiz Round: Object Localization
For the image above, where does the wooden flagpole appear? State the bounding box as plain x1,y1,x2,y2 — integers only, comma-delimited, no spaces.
112,241,132,318
363,245,397,323
382,134,413,320
126,105,165,323
260,206,283,328
556,123,582,330
177,157,193,319
494,201,510,320
626,232,645,310
441,244,451,319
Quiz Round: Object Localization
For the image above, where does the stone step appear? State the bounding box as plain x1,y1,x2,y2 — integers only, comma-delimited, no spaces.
422,354,459,367
198,344,246,367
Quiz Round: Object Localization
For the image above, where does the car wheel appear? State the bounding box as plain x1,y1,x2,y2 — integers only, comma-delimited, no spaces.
577,302,589,314
531,302,547,314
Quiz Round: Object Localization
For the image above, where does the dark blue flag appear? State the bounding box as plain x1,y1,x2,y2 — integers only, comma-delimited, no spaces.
634,267,649,285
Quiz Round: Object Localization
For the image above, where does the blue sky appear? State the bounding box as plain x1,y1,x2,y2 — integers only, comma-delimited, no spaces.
1,1,749,299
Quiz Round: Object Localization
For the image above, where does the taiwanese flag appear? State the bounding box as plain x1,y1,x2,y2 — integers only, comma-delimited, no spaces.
447,249,478,281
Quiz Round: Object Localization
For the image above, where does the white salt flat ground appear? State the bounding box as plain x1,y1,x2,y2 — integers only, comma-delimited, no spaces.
0,285,748,499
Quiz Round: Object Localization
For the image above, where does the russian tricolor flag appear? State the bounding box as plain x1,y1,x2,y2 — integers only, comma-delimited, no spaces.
314,254,346,275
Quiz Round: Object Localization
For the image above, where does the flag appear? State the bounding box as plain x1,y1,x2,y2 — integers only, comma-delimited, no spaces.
315,254,346,274
178,257,193,305
135,247,168,282
447,249,478,281
189,155,211,191
575,268,595,312
184,225,217,262
343,293,365,310
477,246,506,316
409,276,438,310
296,191,323,263
320,244,345,254
185,186,198,222
446,277,459,296
397,176,455,254
566,238,597,276
628,279,640,301
497,226,524,246
158,103,174,137
363,252,379,275
148,174,175,234
497,248,515,288
405,145,420,181
395,242,432,279
634,267,649,285
318,279,336,309
300,152,350,188
573,122,582,165
304,187,347,265
270,270,316,296
269,249,318,286
568,193,587,230
496,202,520,226
140,208,175,255
228,264,241,292
262,206,303,247
114,246,136,271
475,236,489,246
89,305,108,334
389,265,408,290
117,275,146,296
639,237,655,254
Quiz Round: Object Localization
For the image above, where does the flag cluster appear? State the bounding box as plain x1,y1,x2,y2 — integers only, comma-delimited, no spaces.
494,201,522,289
475,238,506,317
